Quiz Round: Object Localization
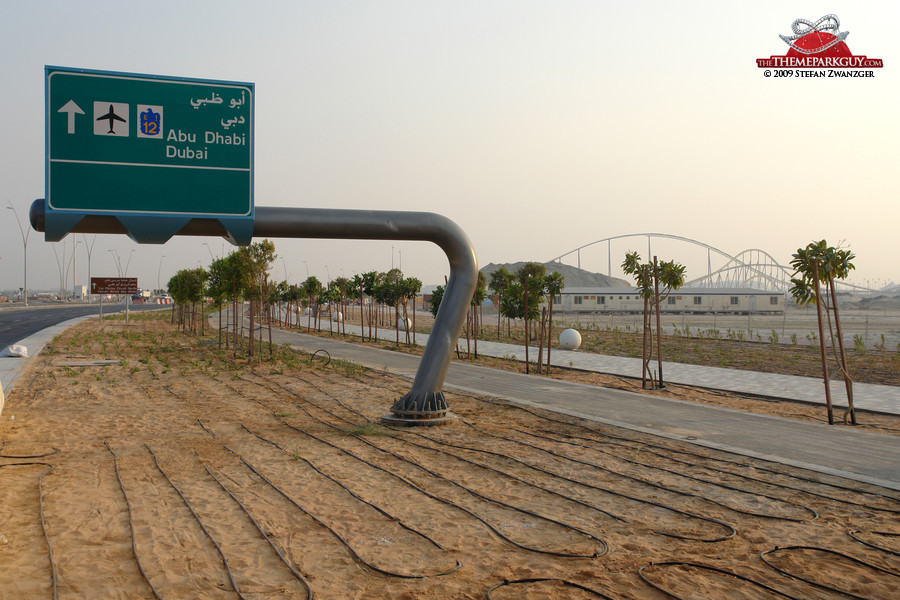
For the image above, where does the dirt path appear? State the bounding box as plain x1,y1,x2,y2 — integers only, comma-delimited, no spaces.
1,315,898,598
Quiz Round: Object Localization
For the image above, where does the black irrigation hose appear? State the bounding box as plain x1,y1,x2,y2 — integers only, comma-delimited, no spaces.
550,426,900,514
202,463,314,599
242,374,360,429
37,461,56,600
848,530,900,556
0,462,56,600
197,418,216,438
399,423,736,543
281,371,735,543
637,561,803,600
513,426,819,522
103,442,164,600
486,577,615,599
272,375,734,543
276,399,613,557
222,441,453,579
239,424,462,577
0,447,60,459
400,427,628,523
760,545,900,600
144,444,246,600
271,412,607,559
309,349,331,366
484,398,900,510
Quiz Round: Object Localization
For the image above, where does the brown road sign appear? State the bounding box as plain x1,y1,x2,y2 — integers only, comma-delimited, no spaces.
91,277,138,294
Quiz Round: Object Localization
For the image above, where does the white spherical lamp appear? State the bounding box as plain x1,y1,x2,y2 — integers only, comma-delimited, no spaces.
558,328,582,350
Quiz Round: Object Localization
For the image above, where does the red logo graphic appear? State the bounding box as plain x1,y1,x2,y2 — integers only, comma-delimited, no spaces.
757,15,883,69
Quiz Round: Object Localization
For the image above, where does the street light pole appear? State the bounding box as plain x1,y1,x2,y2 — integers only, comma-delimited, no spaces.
6,202,30,305
158,255,166,292
83,234,96,295
202,241,214,262
108,249,122,276
52,243,66,300
73,236,77,299
124,249,135,276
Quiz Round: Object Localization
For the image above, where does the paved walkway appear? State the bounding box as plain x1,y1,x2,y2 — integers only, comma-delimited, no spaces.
280,315,900,414
258,320,899,490
476,339,900,415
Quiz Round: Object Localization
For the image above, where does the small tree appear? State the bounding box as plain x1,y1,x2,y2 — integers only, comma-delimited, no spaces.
790,240,856,425
302,276,323,332
400,276,422,346
207,257,237,348
332,276,351,335
238,240,276,359
622,252,685,388
429,284,445,317
495,263,545,373
489,266,513,338
360,271,381,340
374,268,404,345
468,271,487,358
542,271,565,373
352,273,365,338
168,267,207,335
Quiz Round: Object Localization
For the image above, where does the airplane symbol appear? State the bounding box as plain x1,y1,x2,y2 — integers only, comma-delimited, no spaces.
96,104,127,134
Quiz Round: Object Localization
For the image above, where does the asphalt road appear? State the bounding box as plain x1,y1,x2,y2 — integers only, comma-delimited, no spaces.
0,303,164,349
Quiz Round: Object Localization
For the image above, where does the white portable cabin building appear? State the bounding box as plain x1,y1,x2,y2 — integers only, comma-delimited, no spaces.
553,287,784,315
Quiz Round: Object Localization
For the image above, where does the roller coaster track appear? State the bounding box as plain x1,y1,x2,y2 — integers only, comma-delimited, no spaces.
549,233,874,294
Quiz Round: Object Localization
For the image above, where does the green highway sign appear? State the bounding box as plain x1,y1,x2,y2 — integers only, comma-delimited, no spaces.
45,66,254,243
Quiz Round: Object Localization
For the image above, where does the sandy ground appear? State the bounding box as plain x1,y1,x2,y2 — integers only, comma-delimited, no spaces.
1,315,898,599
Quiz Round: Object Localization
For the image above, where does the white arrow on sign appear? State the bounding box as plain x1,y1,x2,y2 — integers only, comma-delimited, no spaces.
58,100,85,134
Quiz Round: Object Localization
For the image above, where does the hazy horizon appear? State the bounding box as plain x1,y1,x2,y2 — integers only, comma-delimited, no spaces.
2,2,898,294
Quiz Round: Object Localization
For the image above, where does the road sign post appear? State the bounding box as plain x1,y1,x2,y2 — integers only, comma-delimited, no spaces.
38,66,479,426
45,66,254,244
91,277,138,323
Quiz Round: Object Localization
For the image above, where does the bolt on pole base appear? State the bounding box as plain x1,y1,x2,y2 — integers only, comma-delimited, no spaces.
381,413,458,426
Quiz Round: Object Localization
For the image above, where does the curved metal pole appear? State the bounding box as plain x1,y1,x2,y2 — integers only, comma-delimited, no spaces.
253,207,477,422
31,200,478,424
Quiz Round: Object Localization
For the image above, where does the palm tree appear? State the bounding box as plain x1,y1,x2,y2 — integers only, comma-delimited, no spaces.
622,252,685,388
790,240,857,425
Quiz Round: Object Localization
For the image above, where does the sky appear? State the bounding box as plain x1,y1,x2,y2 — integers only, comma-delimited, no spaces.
1,1,898,295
